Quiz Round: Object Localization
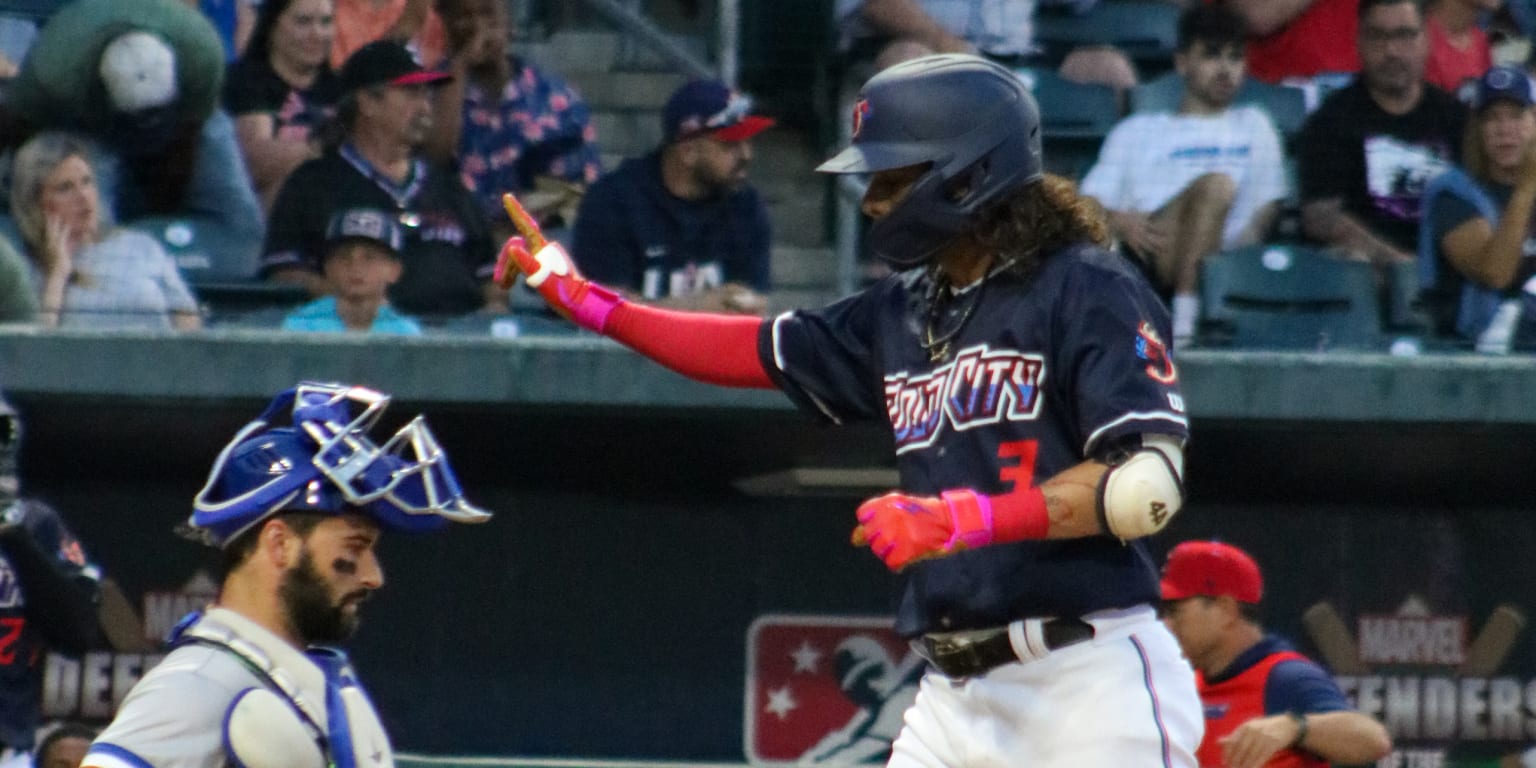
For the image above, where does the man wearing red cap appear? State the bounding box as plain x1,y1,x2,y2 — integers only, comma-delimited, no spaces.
1159,541,1391,768
570,79,774,315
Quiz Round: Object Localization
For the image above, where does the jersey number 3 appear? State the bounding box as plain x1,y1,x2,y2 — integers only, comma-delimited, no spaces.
998,440,1039,494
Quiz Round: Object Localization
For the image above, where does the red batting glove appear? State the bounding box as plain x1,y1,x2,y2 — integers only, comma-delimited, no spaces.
494,237,624,333
851,490,995,572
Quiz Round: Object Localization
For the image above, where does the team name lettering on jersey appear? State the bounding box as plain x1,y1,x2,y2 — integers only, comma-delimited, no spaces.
884,343,1046,454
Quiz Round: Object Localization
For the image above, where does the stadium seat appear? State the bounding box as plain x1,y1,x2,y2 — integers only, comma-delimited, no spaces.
1033,0,1180,65
1199,244,1384,350
1018,68,1120,178
1023,68,1121,141
124,215,261,285
1129,72,1309,136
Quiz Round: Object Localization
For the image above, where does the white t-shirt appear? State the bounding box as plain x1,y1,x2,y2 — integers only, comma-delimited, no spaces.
1080,106,1289,248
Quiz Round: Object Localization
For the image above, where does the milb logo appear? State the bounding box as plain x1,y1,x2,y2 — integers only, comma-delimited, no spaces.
884,345,1046,455
744,615,921,765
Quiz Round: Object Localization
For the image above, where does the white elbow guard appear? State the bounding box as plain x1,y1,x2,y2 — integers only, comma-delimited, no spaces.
1096,438,1185,540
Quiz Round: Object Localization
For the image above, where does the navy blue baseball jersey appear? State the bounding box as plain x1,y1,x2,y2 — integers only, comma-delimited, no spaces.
0,500,102,751
757,243,1187,638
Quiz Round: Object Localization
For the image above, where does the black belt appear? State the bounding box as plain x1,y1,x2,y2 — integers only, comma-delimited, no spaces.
915,618,1096,679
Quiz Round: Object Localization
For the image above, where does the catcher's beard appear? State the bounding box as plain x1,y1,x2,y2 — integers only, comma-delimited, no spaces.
280,548,365,645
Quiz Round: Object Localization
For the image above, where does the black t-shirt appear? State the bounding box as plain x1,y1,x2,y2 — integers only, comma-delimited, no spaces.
262,147,494,317
222,55,339,141
758,244,1187,637
1298,81,1468,252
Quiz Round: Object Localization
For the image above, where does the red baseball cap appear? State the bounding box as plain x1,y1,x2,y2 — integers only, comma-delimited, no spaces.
1160,541,1263,604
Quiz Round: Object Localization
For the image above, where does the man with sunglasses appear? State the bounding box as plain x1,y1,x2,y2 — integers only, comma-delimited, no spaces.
570,79,774,314
1159,541,1391,768
82,382,490,768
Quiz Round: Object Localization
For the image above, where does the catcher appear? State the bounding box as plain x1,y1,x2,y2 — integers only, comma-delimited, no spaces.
81,382,490,768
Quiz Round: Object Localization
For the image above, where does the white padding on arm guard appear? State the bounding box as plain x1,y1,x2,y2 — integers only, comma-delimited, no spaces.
1098,436,1184,540
225,687,327,768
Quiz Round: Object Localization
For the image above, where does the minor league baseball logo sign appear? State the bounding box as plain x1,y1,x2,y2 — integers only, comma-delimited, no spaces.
744,615,923,765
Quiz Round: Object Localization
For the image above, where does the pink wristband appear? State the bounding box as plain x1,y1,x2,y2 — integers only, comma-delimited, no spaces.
941,490,995,549
561,281,625,334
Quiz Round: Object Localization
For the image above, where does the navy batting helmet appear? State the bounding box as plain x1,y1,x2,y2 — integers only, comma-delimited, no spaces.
190,382,490,548
819,54,1044,268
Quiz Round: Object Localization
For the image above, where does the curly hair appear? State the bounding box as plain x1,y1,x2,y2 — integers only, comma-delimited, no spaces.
970,174,1110,279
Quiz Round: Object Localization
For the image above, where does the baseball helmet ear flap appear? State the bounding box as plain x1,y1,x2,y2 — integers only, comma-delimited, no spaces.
818,53,1045,269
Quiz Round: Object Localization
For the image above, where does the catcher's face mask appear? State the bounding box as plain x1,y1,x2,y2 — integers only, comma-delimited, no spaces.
189,382,491,548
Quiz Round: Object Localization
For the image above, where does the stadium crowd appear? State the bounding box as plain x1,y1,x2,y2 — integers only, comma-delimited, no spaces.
2,2,1535,766
0,0,1533,349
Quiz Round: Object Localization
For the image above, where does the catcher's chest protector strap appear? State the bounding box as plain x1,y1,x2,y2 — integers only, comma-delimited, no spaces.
175,614,396,768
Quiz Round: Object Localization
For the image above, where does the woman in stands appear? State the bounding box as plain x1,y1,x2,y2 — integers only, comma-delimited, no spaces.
224,0,340,211
9,133,202,331
1421,66,1536,351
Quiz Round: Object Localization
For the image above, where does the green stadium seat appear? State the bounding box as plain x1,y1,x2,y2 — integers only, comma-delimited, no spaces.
1034,0,1180,65
1024,68,1122,141
125,215,262,285
1199,244,1384,350
1018,68,1120,178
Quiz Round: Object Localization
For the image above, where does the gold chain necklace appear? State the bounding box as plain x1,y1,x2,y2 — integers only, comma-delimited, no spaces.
917,258,1020,363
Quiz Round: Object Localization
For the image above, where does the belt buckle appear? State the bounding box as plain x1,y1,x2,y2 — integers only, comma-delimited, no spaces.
917,627,1008,678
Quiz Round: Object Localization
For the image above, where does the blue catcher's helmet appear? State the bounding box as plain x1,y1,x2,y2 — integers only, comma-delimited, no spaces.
190,382,491,548
818,54,1044,269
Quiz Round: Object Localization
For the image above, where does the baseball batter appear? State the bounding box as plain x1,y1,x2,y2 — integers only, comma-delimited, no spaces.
501,54,1202,766
81,382,490,768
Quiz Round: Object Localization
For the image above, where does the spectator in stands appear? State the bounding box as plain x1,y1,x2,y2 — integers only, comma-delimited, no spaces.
1081,4,1288,346
1223,0,1360,87
0,0,266,281
835,0,1139,94
9,133,203,330
331,0,445,71
1424,0,1497,97
571,79,772,314
0,397,102,761
225,0,342,211
1297,0,1466,268
1420,66,1536,350
426,0,602,237
0,722,96,768
263,40,500,319
283,208,422,334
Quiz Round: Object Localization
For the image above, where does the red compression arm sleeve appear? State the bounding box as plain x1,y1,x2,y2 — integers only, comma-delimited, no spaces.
604,302,776,389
